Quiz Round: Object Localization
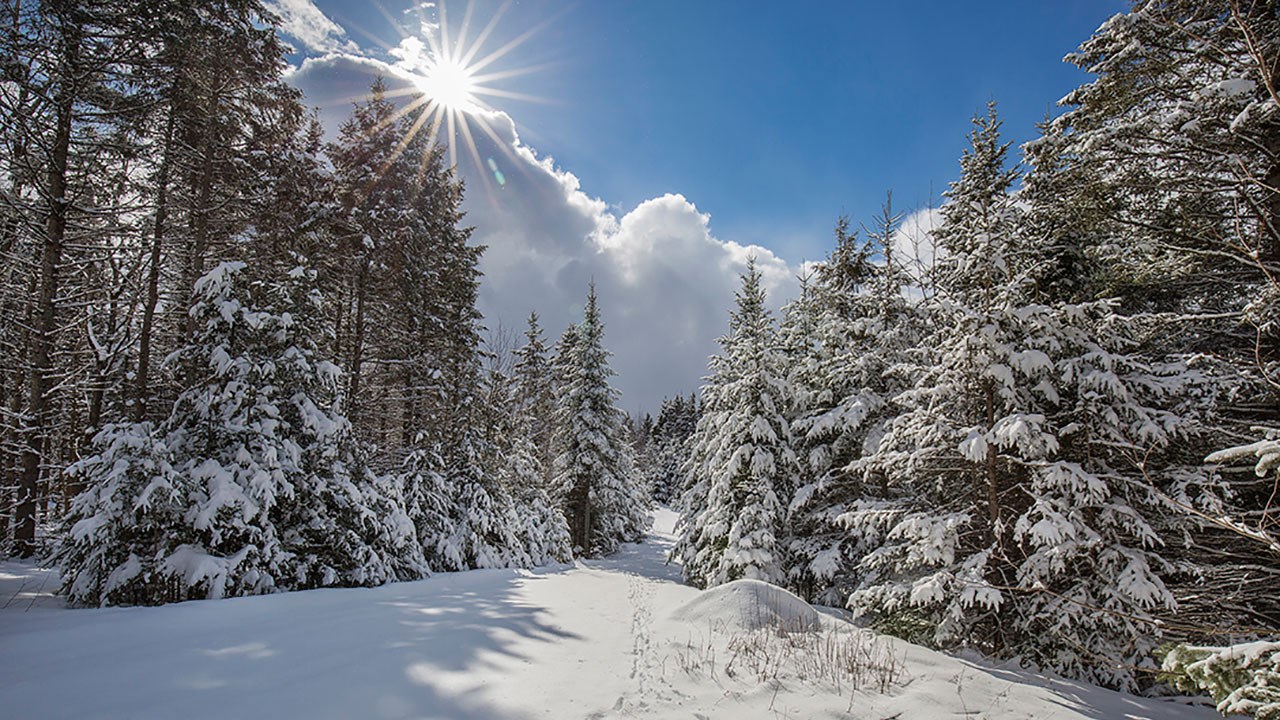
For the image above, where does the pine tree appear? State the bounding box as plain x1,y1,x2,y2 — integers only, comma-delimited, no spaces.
676,260,797,587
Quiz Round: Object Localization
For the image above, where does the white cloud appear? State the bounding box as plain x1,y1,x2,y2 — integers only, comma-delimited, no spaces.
891,206,943,284
268,0,358,54
286,54,802,412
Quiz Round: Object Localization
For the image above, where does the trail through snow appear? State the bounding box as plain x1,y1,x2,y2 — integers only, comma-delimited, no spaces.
0,509,1217,719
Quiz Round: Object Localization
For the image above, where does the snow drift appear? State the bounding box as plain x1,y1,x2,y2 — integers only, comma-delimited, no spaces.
669,578,821,631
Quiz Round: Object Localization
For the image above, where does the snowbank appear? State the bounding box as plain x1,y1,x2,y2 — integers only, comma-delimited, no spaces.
669,578,820,631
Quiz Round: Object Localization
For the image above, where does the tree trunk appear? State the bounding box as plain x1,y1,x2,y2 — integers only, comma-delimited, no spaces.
182,101,216,387
571,472,591,554
16,64,73,557
984,380,1000,541
134,108,175,421
348,258,368,424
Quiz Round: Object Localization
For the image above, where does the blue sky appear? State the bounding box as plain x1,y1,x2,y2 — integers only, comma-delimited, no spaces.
481,1,1126,260
276,0,1126,411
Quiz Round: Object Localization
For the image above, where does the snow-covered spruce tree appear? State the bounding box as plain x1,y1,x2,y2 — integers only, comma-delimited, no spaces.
505,314,573,563
1163,640,1280,720
514,312,558,485
846,106,1193,689
428,434,527,571
648,395,699,505
846,106,1031,650
675,260,797,588
551,285,650,556
501,425,572,565
1033,0,1280,634
262,260,427,586
784,202,921,605
55,422,183,605
1161,434,1280,719
58,261,425,605
404,309,526,572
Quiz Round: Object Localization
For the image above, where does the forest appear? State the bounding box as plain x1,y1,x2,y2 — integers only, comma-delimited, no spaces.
1,0,1278,717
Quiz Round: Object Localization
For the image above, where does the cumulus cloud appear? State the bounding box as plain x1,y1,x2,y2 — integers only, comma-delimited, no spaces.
268,0,358,53
891,206,943,284
287,53,801,413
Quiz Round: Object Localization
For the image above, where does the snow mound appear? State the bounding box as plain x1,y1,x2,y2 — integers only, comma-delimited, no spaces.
670,579,820,632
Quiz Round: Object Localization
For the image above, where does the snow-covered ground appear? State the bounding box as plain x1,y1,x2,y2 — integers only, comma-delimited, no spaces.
1,509,1217,719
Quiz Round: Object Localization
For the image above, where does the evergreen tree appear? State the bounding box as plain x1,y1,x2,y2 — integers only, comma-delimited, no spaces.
1032,0,1280,633
500,418,572,565
846,106,1203,689
648,395,699,505
551,285,650,556
260,260,426,587
328,77,482,458
675,260,797,587
57,261,425,605
514,312,557,485
785,201,920,604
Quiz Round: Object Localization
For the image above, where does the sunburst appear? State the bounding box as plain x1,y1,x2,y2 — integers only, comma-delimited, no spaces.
346,0,557,196
413,54,477,112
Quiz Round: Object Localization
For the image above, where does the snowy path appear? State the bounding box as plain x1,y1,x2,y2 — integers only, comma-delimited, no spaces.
0,511,1218,719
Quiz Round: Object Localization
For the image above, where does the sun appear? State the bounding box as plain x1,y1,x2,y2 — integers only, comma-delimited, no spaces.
356,0,554,190
414,56,478,112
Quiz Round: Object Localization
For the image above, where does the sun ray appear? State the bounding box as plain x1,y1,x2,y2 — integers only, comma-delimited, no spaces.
459,0,512,68
396,104,443,201
355,98,433,205
456,111,495,198
438,0,453,63
445,107,458,168
342,3,408,54
372,93,432,134
470,61,562,86
322,84,423,110
423,103,446,151
384,0,558,191
468,111,529,171
471,87,557,105
394,100,437,160
468,19,550,76
454,1,476,65
419,4,444,62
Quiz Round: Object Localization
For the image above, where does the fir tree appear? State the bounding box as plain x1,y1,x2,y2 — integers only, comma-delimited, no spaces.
676,260,797,587
785,200,919,604
847,106,1200,689
551,285,650,556
56,261,426,605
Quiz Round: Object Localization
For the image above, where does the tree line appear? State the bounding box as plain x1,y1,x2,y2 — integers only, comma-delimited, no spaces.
671,0,1279,702
0,0,648,604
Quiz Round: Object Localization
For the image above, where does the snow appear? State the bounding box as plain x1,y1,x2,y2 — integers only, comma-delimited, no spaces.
669,578,820,631
0,509,1217,719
